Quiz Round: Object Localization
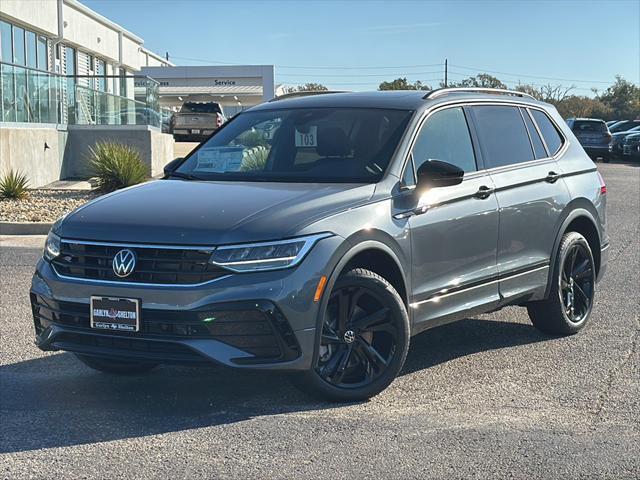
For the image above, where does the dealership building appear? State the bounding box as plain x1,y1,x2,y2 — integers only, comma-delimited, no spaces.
0,0,276,186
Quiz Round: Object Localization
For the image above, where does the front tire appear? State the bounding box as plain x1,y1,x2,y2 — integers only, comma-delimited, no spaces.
292,268,410,402
527,231,596,335
75,354,158,375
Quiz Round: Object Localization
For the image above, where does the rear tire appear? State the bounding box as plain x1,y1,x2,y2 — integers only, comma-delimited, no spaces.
527,231,596,335
75,354,158,375
291,268,410,402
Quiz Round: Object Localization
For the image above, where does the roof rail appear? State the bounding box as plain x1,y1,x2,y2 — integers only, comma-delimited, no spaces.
423,87,536,100
269,90,348,102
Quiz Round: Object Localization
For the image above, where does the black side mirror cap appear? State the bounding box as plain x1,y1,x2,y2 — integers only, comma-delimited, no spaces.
416,159,464,191
164,157,183,177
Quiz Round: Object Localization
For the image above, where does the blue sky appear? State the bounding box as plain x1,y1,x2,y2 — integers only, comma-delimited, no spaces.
83,0,639,94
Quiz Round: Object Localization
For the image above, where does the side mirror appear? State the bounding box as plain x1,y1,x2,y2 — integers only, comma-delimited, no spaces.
416,159,464,190
164,157,183,176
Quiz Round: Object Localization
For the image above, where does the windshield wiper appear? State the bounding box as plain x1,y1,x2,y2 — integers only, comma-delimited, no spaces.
167,171,205,181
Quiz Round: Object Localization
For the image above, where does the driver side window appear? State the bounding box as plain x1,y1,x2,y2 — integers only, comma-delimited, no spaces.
410,107,477,181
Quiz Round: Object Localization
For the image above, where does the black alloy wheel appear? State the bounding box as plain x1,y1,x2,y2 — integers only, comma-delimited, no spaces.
528,231,596,335
292,268,409,402
317,285,398,388
560,242,594,323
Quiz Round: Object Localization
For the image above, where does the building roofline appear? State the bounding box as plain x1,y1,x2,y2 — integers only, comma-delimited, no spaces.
65,0,143,43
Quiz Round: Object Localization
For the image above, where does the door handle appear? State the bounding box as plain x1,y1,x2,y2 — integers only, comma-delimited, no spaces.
474,185,494,199
545,171,561,183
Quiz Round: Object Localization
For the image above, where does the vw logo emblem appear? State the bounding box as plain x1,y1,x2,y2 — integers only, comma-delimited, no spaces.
343,330,356,344
112,249,136,278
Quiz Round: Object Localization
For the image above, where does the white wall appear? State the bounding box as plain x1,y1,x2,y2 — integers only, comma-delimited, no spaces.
61,2,120,64
0,0,57,36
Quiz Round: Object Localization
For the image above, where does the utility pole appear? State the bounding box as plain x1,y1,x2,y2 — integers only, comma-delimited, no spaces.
444,58,448,88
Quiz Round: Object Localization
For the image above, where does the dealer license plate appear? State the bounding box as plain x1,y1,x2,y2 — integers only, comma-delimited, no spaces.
90,296,140,332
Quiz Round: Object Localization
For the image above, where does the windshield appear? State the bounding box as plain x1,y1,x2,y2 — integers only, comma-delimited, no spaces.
175,107,413,183
573,120,607,133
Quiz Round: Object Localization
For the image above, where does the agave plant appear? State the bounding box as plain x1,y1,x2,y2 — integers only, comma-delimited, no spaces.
0,169,30,199
240,146,269,171
89,142,147,192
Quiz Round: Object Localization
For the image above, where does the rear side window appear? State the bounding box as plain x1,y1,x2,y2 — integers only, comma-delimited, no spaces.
520,108,547,159
531,109,565,155
470,105,534,168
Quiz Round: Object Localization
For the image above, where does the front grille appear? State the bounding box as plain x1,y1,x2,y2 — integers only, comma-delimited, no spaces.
32,295,300,362
52,241,229,285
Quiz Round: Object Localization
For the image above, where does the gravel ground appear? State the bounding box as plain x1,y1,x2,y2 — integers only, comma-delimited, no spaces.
0,162,638,479
0,190,98,223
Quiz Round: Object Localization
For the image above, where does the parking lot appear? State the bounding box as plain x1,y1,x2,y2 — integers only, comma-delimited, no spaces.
0,162,638,479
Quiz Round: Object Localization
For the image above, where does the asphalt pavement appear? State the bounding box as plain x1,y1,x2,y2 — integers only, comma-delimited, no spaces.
0,162,638,479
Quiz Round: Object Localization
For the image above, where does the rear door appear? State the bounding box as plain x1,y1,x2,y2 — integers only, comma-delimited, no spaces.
399,106,500,328
469,104,571,303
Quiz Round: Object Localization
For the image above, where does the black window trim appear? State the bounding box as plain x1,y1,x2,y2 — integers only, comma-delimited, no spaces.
528,107,566,157
518,106,549,159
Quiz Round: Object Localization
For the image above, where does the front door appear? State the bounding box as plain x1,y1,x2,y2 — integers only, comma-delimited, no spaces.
396,106,500,329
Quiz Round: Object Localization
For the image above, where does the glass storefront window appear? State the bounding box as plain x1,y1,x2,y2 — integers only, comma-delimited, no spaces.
1,63,16,121
13,26,25,65
96,59,106,92
26,30,37,68
1,21,12,63
37,35,47,71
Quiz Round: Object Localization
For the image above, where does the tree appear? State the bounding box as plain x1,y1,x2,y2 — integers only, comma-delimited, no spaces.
552,95,611,119
378,77,431,91
445,73,506,89
284,83,329,94
514,83,575,103
595,76,640,119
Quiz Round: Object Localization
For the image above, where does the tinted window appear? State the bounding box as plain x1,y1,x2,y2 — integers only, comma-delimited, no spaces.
26,30,36,68
412,107,476,173
571,120,607,133
36,35,47,70
177,108,413,183
610,120,640,133
13,25,25,65
471,106,534,168
520,108,547,159
0,21,11,63
181,102,222,114
531,110,564,156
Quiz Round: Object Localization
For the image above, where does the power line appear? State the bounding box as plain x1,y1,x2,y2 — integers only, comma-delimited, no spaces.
276,71,443,78
169,55,443,70
450,63,612,84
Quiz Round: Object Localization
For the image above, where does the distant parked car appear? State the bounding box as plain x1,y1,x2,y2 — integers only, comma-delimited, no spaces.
623,132,640,160
609,119,640,133
609,125,640,158
566,118,612,161
172,102,226,141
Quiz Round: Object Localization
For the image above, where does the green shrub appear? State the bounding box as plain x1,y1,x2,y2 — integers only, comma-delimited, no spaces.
89,142,147,192
0,169,29,199
240,146,269,171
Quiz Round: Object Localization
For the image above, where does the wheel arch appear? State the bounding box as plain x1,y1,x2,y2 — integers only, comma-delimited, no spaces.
545,202,602,298
310,231,411,366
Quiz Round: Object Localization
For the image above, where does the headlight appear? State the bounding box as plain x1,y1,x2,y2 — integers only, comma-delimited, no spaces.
44,231,61,261
210,233,332,272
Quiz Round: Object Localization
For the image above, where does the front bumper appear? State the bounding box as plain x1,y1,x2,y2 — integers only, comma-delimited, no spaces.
30,235,342,370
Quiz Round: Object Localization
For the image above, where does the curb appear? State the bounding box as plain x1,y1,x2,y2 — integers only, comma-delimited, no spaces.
0,221,53,235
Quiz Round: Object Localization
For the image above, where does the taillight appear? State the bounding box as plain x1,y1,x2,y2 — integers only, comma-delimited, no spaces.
597,171,607,195
605,132,612,142
216,115,222,128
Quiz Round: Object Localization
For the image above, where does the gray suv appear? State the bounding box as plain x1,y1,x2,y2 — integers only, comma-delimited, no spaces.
31,88,609,401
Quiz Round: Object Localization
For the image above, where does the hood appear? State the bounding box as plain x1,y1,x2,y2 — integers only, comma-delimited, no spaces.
58,179,375,245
